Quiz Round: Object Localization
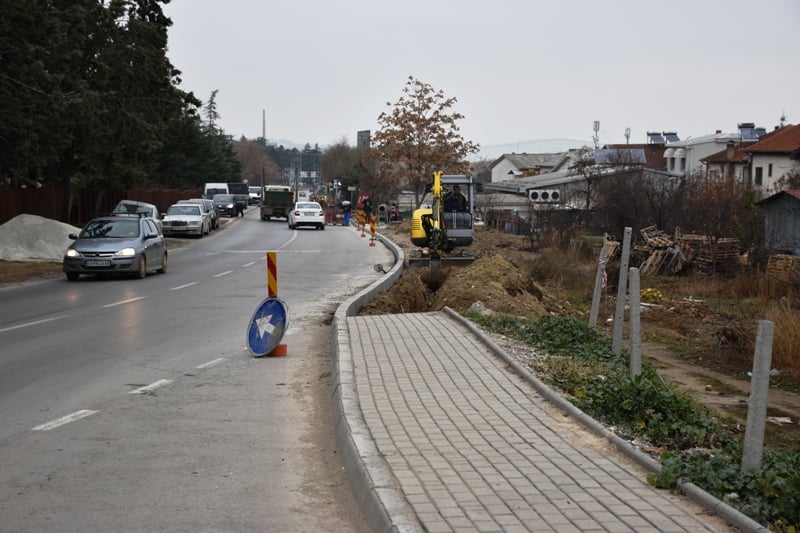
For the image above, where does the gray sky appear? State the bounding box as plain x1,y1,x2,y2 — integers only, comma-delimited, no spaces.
163,0,799,156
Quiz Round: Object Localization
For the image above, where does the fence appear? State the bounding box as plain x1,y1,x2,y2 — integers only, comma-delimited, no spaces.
0,186,202,227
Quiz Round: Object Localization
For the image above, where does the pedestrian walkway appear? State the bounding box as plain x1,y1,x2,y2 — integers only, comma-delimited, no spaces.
334,310,749,533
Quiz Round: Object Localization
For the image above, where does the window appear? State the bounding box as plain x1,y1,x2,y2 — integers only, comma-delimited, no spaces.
755,167,763,186
680,158,686,171
768,163,773,177
669,158,675,171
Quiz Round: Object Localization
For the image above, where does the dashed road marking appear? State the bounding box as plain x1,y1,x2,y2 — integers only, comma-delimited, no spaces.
32,409,98,431
102,296,146,308
129,379,173,394
170,282,198,290
196,358,226,369
0,315,69,333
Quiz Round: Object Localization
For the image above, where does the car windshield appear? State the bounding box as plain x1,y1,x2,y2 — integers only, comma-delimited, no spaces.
112,202,153,216
297,203,320,210
80,219,140,238
214,195,233,202
167,205,201,216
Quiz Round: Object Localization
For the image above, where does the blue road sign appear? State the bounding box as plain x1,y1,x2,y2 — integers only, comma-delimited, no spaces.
246,297,288,357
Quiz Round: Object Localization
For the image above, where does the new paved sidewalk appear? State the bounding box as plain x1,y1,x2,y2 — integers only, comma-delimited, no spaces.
333,309,765,532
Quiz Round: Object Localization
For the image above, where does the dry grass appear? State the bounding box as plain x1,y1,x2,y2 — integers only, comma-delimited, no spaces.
0,260,63,286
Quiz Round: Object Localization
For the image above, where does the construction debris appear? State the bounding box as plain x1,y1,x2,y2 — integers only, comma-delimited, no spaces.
609,225,742,276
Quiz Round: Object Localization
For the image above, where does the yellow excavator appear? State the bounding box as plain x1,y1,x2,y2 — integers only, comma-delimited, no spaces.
410,171,476,276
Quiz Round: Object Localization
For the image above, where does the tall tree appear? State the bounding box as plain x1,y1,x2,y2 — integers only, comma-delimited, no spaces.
235,137,280,186
370,76,478,208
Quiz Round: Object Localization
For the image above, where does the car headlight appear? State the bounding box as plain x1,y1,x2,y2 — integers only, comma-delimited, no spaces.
225,203,234,208
115,248,136,257
66,249,80,258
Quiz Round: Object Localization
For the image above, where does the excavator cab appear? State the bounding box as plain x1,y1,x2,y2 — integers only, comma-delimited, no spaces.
410,173,475,275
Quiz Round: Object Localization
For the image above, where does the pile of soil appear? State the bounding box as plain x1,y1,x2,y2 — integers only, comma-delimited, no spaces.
363,253,560,318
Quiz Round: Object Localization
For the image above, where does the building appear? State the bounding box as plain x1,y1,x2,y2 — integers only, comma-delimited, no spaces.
664,123,766,178
757,190,800,255
489,152,573,183
743,123,800,191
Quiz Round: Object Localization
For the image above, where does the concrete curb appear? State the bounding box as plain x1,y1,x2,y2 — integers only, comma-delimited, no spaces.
331,233,425,533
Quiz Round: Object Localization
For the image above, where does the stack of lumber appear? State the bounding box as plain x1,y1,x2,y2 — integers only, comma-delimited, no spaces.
679,234,740,273
636,226,689,275
767,254,800,285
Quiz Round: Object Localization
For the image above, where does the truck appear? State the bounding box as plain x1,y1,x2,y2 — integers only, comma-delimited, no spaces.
259,185,294,221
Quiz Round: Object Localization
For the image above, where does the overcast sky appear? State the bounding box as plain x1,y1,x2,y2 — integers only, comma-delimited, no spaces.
163,0,799,156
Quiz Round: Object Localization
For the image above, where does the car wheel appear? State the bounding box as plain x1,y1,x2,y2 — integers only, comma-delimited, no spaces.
66,272,79,281
157,253,168,274
136,257,147,279
320,224,325,230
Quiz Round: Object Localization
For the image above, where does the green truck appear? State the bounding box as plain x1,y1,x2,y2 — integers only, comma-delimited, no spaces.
259,185,294,221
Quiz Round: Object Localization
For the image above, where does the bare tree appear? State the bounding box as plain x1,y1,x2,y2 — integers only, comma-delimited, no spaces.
234,137,280,186
370,76,479,209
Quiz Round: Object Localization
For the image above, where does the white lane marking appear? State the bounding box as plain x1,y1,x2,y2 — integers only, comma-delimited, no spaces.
0,315,69,333
170,282,198,291
213,270,234,278
242,261,256,267
32,409,98,431
196,358,226,369
129,379,173,394
102,296,146,308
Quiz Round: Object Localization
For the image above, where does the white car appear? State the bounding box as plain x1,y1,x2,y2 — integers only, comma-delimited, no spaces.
288,202,325,230
162,204,210,237
248,186,261,205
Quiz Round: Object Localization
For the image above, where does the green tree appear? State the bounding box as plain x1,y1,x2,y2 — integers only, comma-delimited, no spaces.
370,76,479,208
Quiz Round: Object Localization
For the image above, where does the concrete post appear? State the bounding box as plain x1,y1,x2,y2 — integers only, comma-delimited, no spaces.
741,320,774,473
612,228,632,356
588,243,609,329
629,268,642,376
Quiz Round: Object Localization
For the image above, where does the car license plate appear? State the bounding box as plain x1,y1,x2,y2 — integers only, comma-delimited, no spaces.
85,259,111,267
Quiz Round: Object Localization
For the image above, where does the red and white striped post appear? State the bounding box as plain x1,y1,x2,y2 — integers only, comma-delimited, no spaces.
265,251,287,356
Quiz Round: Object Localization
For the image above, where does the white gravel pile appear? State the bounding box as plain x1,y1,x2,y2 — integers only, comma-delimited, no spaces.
0,214,80,262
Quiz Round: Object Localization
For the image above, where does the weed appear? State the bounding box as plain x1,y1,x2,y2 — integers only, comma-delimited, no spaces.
468,312,800,530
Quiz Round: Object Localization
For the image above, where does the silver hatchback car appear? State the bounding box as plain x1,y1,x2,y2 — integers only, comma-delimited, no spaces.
63,216,167,281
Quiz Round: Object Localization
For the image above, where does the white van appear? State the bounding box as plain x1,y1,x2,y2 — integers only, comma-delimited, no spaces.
204,182,229,198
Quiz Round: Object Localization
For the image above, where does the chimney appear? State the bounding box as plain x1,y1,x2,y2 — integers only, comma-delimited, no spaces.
726,140,735,160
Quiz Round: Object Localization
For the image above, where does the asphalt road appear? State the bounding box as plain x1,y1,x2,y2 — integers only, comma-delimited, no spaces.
0,211,393,532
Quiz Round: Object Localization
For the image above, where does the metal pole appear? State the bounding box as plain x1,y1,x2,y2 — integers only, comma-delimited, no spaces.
612,227,632,356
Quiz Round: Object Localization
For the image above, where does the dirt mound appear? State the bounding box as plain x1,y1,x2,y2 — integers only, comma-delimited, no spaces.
363,222,562,320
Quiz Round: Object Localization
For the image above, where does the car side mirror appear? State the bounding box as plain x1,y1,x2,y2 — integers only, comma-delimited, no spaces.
68,233,78,240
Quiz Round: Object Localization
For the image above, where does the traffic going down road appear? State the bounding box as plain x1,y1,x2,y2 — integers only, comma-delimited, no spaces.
0,213,392,532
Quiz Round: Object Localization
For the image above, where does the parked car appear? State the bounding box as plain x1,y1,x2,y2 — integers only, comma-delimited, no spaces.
288,201,325,230
161,204,210,237
111,199,162,230
213,194,236,217
178,198,218,230
63,216,167,281
248,186,261,205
